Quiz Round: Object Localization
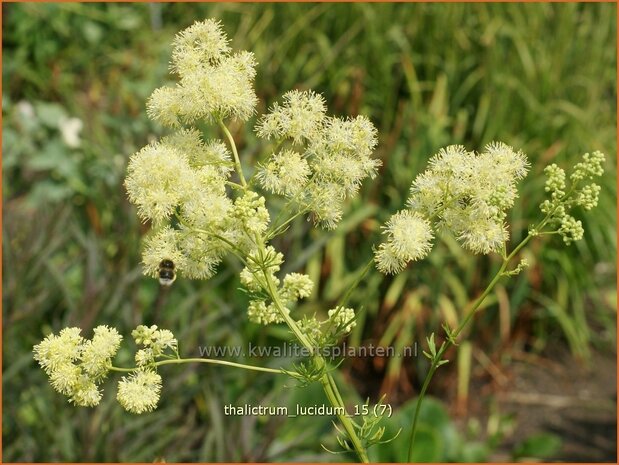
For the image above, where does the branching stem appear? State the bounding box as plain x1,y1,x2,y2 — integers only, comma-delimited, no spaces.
110,358,289,376
218,119,247,188
407,223,539,461
258,245,370,463
216,118,370,462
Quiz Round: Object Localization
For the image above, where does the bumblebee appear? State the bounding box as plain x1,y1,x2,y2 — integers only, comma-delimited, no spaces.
158,259,176,286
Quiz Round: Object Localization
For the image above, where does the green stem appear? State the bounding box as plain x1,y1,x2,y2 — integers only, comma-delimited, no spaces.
189,227,253,264
259,248,369,463
226,180,245,190
218,119,247,188
267,172,317,237
320,374,370,462
407,231,534,461
205,120,367,460
110,357,289,376
326,372,348,412
338,257,375,309
266,208,308,240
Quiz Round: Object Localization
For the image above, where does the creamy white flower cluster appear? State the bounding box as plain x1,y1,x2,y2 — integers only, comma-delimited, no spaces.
117,325,178,414
125,21,275,283
539,151,605,244
376,142,529,274
126,128,244,280
147,19,257,126
327,306,357,333
125,20,367,337
255,90,381,229
137,189,272,280
240,246,314,325
132,324,178,367
238,246,358,344
126,129,232,226
34,325,177,414
296,306,357,347
127,21,381,285
117,370,162,415
33,326,122,407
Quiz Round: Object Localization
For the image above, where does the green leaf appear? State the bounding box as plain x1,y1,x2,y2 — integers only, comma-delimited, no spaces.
512,432,562,460
408,426,443,462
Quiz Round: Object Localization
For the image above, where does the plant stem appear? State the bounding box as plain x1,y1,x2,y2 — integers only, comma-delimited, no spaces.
215,121,369,462
266,172,318,238
218,119,247,188
338,257,375,308
266,208,308,240
260,255,370,463
110,357,289,376
407,232,533,461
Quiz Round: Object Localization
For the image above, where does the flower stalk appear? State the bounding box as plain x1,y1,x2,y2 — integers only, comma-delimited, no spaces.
225,115,370,461
260,256,370,462
407,233,529,461
109,357,290,376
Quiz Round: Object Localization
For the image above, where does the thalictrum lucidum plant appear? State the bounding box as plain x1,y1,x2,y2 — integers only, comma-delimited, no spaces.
33,18,606,463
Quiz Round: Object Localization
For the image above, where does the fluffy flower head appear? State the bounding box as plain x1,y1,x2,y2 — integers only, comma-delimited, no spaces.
255,91,380,230
117,370,162,414
407,142,528,255
33,326,123,407
33,327,84,375
375,210,434,274
81,326,123,377
125,142,195,224
170,19,230,76
256,149,311,196
256,90,326,143
385,211,434,261
147,20,257,126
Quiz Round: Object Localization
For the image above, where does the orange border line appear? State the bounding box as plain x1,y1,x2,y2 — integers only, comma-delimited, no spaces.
0,1,617,464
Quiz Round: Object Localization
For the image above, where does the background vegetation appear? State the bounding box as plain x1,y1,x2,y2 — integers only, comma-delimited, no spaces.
3,3,616,462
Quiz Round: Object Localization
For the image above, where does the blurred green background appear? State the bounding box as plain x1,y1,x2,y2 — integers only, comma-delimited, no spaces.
3,3,616,462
